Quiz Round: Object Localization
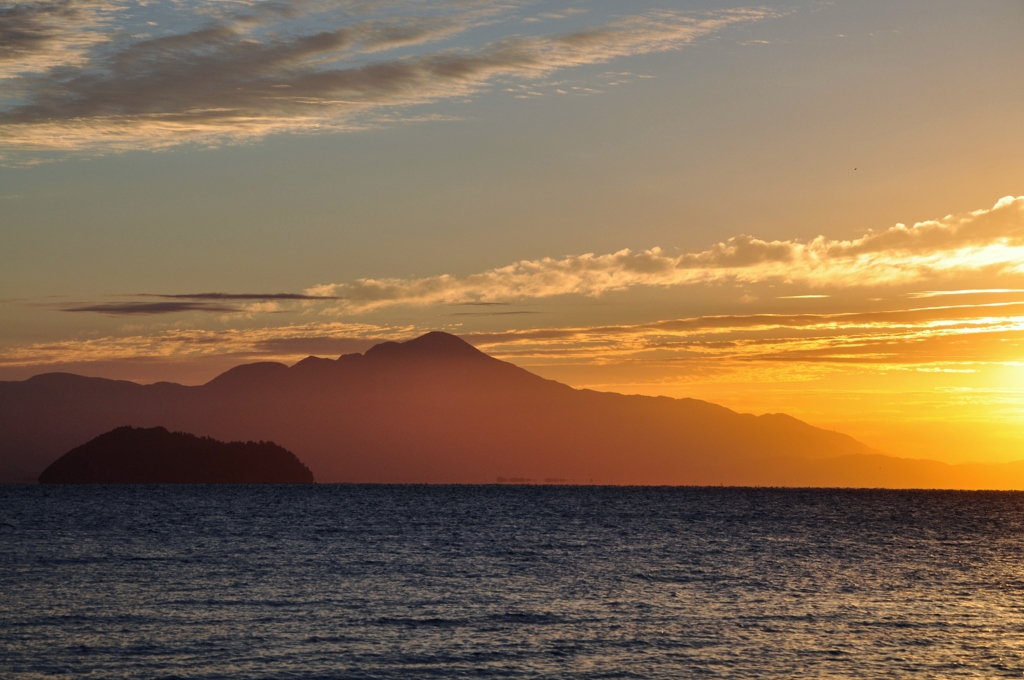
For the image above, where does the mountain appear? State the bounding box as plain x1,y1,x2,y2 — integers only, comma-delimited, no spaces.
1,331,1021,488
38,426,314,484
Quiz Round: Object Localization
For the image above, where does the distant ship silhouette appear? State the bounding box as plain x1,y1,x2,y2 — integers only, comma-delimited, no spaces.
4,332,1024,488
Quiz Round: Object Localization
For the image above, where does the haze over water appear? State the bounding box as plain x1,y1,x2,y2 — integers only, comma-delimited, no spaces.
3,485,1024,678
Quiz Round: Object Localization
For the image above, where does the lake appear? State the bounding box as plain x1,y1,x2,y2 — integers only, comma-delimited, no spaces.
3,485,1024,678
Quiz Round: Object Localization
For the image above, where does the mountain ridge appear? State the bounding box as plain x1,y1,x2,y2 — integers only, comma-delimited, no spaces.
1,332,1020,488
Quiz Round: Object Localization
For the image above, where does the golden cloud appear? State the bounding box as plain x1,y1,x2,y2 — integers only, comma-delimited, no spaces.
309,196,1024,312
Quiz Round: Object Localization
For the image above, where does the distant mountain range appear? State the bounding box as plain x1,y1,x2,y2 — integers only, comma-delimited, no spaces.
3,331,1023,488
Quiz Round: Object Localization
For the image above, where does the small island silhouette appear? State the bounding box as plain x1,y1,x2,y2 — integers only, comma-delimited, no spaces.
38,426,314,484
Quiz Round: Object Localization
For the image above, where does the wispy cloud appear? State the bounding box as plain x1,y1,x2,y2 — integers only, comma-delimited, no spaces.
61,301,244,315
140,292,339,301
908,289,1024,298
309,196,1024,312
6,299,1024,387
51,291,339,315
449,310,539,317
465,301,1024,368
0,2,770,153
0,321,406,368
0,0,112,79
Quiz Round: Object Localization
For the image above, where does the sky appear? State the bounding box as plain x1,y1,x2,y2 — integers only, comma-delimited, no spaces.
2,0,1023,464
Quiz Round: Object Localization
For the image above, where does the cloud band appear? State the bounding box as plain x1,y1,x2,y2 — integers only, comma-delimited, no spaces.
0,2,769,153
308,196,1024,312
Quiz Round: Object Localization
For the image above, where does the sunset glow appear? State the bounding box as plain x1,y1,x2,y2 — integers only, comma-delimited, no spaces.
2,0,1023,482
9,4,1024,678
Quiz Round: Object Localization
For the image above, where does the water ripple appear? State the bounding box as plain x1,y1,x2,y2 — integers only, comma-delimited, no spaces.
3,486,1024,678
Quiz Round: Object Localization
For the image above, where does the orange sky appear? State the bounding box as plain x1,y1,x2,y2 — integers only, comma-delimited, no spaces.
3,200,1023,464
1,0,1022,470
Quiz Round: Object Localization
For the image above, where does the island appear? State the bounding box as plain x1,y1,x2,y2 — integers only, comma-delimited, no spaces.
37,426,314,484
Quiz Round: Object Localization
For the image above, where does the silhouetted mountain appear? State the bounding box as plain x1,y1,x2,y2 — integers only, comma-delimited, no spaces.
3,331,1022,488
38,426,314,484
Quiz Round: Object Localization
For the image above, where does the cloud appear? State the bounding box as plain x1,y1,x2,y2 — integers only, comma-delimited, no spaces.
464,300,1024,344
50,291,340,315
0,321,407,371
60,301,243,315
6,299,1024,387
142,292,339,301
0,3,770,152
461,300,1024,371
908,289,1024,298
249,335,382,356
0,0,111,79
449,310,539,316
308,196,1024,312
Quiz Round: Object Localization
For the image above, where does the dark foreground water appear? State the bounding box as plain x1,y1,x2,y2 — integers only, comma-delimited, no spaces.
3,486,1024,678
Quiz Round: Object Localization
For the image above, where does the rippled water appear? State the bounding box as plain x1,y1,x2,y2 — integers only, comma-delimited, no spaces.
3,485,1024,678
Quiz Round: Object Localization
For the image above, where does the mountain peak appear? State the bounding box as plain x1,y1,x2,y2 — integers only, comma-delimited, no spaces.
363,332,486,361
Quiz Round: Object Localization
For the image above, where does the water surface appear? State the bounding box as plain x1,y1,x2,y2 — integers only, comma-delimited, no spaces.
2,485,1024,677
